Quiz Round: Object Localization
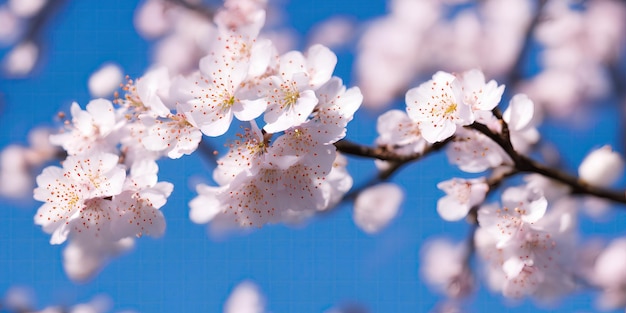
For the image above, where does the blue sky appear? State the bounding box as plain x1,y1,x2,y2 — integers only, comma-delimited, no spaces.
1,0,625,312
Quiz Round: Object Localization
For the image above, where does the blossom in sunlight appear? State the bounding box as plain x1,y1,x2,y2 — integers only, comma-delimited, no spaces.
50,99,124,156
261,44,337,133
109,159,171,239
436,177,488,221
177,53,266,137
353,183,403,234
375,109,428,156
405,71,471,143
140,112,203,159
476,186,577,299
33,153,126,244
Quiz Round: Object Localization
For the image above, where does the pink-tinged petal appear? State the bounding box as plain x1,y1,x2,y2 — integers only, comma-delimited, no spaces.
189,184,223,224
503,257,525,278
249,39,275,77
199,109,233,137
233,98,266,121
86,99,116,136
437,196,470,221
420,119,456,143
139,181,174,209
306,44,337,87
71,102,95,136
504,94,534,131
279,51,307,79
353,183,403,234
263,89,318,133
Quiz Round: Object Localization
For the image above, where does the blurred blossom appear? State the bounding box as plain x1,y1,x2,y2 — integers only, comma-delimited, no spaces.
0,127,60,199
592,238,626,310
224,281,265,313
353,183,403,234
307,16,355,50
421,239,472,298
63,237,135,283
3,41,38,76
3,286,35,311
88,63,124,98
8,0,47,18
578,145,624,188
0,6,21,45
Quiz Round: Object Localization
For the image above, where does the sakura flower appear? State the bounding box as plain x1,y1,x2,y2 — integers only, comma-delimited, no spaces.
135,66,173,117
310,77,363,143
353,183,403,234
478,186,547,247
375,109,427,156
50,99,124,156
261,45,338,133
436,177,488,221
578,145,624,187
33,153,126,244
191,165,324,228
457,69,505,112
261,73,318,133
140,111,202,159
446,127,511,173
109,160,172,239
178,53,266,137
213,121,267,186
476,187,577,299
405,71,473,143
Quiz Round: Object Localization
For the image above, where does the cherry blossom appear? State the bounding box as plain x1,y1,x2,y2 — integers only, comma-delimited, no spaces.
375,109,427,156
353,183,403,234
405,71,472,143
33,153,126,244
446,127,512,173
436,178,488,221
50,99,124,156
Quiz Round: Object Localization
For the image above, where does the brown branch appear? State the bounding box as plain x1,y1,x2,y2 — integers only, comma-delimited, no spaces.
469,122,626,205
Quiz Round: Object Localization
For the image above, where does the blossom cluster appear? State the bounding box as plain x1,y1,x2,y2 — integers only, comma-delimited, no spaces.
394,70,626,305
31,0,362,280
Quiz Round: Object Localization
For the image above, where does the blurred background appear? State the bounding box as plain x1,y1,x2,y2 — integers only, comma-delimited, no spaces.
1,0,626,312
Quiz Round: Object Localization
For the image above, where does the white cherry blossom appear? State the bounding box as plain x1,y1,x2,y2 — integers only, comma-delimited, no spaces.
140,111,202,159
376,109,427,155
446,127,511,173
436,177,488,221
405,71,473,143
33,153,126,244
178,54,266,137
50,99,124,156
353,183,403,234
